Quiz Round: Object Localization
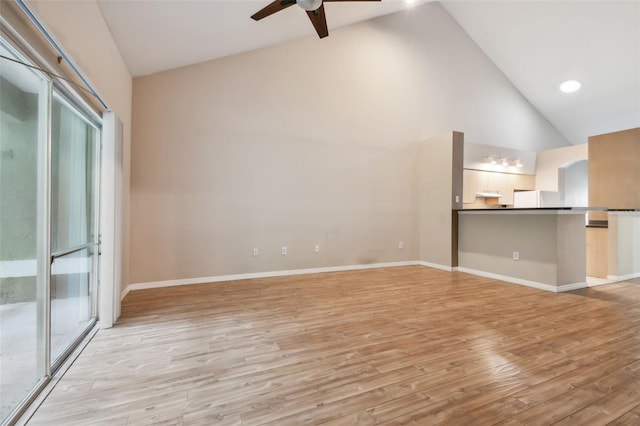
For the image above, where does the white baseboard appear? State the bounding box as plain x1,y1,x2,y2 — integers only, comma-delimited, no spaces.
417,261,457,272
456,267,586,293
123,261,420,296
557,282,588,292
607,272,640,282
120,284,131,301
122,261,593,299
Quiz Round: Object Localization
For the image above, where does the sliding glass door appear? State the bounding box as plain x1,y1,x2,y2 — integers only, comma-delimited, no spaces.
0,40,49,423
0,39,101,423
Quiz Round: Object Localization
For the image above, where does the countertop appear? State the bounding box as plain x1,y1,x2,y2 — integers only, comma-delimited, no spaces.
457,207,602,213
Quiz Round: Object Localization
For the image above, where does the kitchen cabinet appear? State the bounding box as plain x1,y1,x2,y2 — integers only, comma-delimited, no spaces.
586,227,608,278
514,174,536,192
463,169,535,206
463,169,476,204
486,171,502,193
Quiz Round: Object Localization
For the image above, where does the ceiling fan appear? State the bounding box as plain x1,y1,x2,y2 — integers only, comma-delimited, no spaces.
251,0,381,39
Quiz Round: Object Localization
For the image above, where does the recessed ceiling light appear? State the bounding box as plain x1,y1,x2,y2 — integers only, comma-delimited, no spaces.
560,80,581,93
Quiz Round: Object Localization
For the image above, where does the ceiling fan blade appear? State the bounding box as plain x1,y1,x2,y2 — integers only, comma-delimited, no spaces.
306,4,329,38
251,0,296,21
323,0,381,2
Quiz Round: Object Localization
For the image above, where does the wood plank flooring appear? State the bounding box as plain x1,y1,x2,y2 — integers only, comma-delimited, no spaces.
27,267,640,425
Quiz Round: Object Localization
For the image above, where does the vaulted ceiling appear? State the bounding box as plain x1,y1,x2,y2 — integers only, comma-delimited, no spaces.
97,0,639,146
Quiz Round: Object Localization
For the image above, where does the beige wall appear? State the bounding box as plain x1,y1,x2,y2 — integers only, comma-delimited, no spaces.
130,2,569,284
132,134,419,282
26,0,133,293
535,144,588,191
418,132,463,268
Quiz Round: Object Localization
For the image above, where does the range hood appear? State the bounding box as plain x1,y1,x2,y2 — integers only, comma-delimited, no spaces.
476,191,502,198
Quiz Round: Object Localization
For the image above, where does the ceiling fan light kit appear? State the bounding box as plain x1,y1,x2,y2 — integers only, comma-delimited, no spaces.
251,0,381,39
297,0,323,12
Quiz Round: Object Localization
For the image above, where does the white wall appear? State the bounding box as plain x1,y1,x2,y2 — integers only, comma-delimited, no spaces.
535,144,588,191
560,159,588,207
26,0,133,296
130,2,569,284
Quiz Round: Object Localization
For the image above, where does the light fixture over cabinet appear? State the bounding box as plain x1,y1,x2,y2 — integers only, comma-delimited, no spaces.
466,143,536,176
483,155,524,169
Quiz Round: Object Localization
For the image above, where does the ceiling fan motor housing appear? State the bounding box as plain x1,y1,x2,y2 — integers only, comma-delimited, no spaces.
297,0,323,11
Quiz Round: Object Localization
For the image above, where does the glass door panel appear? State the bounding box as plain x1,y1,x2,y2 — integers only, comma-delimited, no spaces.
51,97,98,253
50,96,98,365
0,42,49,421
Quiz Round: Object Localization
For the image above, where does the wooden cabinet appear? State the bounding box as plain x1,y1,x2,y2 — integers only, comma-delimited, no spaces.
499,174,535,205
486,172,502,193
463,169,535,206
586,227,608,278
514,174,535,191
501,174,516,206
475,171,488,193
463,169,476,204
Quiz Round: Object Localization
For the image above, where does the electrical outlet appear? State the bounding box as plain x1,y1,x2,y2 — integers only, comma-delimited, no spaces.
252,248,259,257
513,251,519,261
281,246,287,255
399,241,404,249
314,245,320,253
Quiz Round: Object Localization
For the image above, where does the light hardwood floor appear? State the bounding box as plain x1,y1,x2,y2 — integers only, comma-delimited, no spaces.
27,266,640,425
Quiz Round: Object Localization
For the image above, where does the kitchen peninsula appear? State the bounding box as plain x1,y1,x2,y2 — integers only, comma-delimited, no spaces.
457,208,590,292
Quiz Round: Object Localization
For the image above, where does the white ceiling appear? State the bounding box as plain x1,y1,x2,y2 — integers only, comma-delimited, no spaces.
441,1,639,146
97,0,640,146
96,0,428,77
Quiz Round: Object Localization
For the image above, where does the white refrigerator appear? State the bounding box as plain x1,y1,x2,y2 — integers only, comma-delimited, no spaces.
513,190,563,208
